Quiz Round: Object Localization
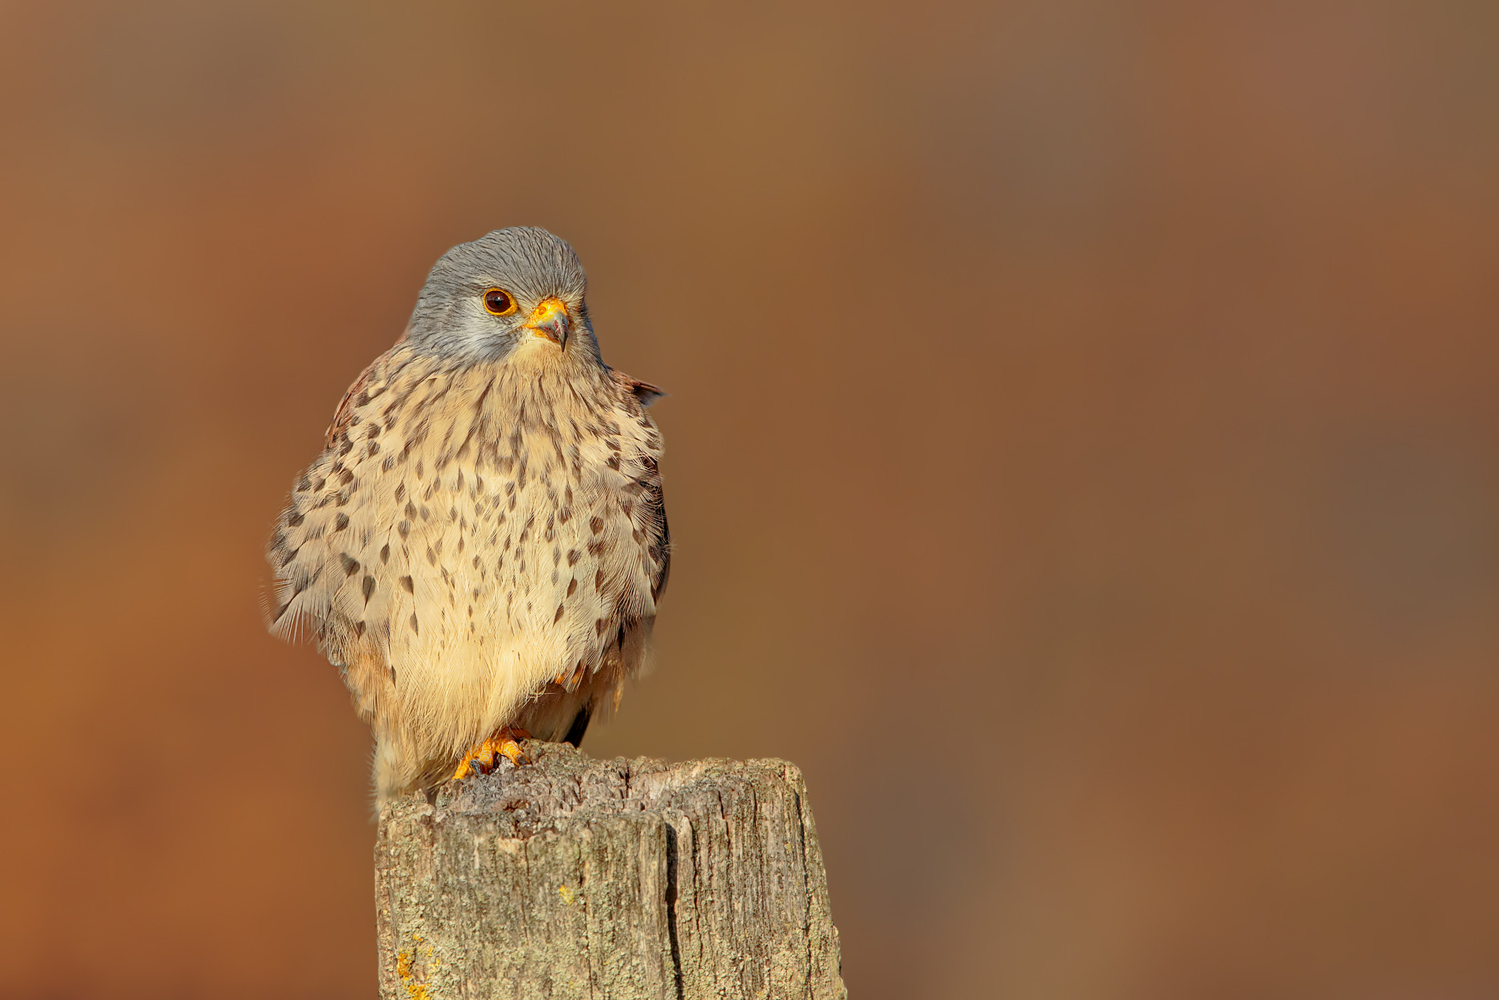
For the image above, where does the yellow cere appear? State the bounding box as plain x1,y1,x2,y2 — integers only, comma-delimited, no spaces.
525,297,569,330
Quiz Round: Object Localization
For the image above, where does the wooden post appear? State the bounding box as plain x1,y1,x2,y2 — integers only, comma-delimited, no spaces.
375,743,847,999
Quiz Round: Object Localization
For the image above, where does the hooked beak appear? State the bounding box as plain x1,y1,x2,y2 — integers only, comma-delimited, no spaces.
523,297,570,348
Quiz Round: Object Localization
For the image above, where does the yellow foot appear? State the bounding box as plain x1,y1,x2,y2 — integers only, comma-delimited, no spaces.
453,727,532,780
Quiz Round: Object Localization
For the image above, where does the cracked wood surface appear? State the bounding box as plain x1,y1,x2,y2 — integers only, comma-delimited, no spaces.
375,744,847,999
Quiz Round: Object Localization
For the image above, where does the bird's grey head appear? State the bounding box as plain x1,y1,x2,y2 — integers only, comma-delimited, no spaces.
403,228,593,362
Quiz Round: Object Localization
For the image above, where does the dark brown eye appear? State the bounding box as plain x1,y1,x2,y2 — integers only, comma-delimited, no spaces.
483,288,517,316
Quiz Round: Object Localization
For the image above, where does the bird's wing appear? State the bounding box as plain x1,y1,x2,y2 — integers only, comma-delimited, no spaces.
610,370,670,604
637,453,670,604
324,362,381,449
325,332,415,447
269,343,424,648
610,370,668,407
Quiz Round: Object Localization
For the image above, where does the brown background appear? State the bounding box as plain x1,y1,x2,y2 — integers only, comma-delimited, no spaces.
2,1,1497,997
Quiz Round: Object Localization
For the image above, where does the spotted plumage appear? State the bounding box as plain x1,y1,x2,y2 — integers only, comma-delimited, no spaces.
267,228,668,803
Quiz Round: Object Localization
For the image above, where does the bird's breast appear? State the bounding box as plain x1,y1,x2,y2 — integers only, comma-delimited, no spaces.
343,359,659,659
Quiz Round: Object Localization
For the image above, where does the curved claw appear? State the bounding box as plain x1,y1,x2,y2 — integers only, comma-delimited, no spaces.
453,727,532,780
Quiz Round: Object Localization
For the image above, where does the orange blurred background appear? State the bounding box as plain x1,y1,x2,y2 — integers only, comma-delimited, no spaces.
3,2,1497,996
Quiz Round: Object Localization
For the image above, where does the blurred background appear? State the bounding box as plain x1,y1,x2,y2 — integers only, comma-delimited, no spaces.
2,1,1496,996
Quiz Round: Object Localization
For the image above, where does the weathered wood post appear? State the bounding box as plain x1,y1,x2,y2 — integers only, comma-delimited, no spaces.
375,743,847,999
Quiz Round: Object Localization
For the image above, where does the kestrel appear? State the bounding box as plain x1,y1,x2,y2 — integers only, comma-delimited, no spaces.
266,228,669,804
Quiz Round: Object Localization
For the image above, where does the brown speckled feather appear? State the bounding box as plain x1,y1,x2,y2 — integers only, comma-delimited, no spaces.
266,229,668,802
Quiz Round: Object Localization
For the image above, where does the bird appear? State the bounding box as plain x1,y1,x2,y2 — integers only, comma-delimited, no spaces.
266,227,669,804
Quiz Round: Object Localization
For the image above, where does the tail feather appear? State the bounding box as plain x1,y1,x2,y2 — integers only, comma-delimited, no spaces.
563,705,591,748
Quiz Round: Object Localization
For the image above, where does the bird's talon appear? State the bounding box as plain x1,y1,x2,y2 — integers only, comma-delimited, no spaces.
453,727,532,780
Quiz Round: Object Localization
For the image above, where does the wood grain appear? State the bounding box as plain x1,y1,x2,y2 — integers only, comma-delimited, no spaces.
376,743,846,999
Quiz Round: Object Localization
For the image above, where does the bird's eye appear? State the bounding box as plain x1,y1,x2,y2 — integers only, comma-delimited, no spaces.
483,288,517,316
